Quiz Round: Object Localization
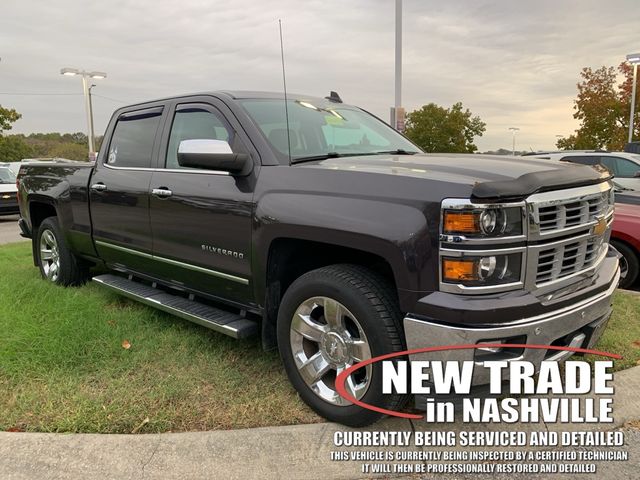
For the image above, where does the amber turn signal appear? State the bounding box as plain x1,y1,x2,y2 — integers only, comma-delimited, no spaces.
442,258,478,282
443,211,480,234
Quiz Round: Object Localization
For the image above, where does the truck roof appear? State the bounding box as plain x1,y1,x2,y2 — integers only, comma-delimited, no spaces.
114,91,343,110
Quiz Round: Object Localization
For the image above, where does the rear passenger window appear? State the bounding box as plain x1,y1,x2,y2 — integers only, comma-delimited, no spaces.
601,156,640,178
165,107,232,169
107,109,163,168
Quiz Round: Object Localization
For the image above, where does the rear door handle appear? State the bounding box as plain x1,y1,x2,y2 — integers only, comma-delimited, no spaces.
151,187,173,198
91,183,107,192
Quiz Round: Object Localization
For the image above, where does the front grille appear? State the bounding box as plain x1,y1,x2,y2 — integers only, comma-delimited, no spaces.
535,236,605,284
536,191,610,233
528,182,613,288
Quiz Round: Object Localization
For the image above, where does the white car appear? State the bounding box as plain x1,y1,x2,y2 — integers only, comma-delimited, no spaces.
5,161,23,176
530,151,640,190
0,166,18,215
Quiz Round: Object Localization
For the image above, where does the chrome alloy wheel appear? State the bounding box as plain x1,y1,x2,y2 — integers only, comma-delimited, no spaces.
619,254,629,281
40,229,61,282
290,296,372,406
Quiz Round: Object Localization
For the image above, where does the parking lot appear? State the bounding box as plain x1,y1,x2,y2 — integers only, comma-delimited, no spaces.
0,215,22,245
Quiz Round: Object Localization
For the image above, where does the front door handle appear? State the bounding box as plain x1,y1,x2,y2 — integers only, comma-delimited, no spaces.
152,187,173,198
91,183,107,192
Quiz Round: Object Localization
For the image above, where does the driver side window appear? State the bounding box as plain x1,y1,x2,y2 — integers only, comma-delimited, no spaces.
166,107,231,169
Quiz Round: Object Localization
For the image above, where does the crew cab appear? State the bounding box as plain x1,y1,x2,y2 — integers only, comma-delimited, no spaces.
17,91,620,426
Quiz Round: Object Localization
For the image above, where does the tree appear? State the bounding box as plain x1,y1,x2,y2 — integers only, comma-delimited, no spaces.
0,104,31,161
557,63,639,150
0,105,21,134
8,132,91,161
0,136,33,161
404,102,486,153
49,142,89,161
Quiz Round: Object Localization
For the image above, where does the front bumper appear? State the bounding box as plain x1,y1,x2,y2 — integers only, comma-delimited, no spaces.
403,253,619,389
0,200,19,215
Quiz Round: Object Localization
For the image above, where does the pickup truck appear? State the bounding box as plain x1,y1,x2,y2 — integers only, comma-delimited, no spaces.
17,91,620,426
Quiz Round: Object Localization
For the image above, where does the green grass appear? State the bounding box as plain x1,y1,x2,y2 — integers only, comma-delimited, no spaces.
589,290,640,371
0,242,320,433
0,242,639,433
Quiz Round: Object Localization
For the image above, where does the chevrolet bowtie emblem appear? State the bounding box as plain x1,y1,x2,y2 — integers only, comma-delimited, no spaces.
592,216,607,236
1,195,10,199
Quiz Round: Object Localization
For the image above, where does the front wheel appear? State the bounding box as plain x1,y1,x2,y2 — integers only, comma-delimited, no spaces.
277,264,407,427
612,240,639,289
36,217,89,286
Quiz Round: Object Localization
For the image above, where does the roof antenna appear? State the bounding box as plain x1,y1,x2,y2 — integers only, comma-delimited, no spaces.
279,19,292,166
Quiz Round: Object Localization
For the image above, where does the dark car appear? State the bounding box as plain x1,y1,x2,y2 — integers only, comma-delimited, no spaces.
16,91,620,426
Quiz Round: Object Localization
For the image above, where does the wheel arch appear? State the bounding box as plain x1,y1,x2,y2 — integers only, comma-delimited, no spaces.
258,235,406,350
28,199,60,266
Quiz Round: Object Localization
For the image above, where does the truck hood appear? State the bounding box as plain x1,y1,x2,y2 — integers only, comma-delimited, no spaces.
297,153,612,200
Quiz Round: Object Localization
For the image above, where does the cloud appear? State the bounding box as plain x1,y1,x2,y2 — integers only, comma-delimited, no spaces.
1,0,638,151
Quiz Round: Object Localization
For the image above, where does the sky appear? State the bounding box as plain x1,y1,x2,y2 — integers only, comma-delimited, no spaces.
0,0,638,152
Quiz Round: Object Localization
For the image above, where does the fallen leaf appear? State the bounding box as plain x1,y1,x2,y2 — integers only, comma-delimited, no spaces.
632,340,640,348
131,417,150,434
122,339,131,350
636,359,640,366
7,427,23,432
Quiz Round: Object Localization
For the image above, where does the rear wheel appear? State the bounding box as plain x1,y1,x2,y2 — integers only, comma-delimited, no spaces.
277,264,407,427
36,217,89,286
612,240,639,289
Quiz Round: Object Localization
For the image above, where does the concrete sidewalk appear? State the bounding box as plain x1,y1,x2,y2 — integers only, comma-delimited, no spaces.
1,366,639,480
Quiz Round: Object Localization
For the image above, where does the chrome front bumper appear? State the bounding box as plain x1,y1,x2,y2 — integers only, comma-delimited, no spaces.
403,266,619,387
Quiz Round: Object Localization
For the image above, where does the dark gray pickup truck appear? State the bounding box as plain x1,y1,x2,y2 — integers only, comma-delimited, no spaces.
17,91,619,426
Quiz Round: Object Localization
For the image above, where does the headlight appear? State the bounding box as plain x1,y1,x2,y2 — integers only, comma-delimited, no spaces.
441,253,523,287
442,206,523,238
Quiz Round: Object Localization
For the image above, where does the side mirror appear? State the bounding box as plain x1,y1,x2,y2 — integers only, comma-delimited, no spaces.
177,139,251,175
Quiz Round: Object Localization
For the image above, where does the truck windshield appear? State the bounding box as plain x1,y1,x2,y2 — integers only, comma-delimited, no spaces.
0,168,16,184
240,99,421,163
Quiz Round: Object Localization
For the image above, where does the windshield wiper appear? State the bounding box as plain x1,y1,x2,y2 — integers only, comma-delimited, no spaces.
291,152,378,164
372,149,418,155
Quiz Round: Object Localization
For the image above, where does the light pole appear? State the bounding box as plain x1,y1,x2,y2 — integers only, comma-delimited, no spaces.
626,53,640,143
88,84,96,153
509,127,520,156
389,0,405,132
60,68,107,158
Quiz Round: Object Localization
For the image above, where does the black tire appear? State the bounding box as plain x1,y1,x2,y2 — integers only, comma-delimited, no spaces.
277,264,407,427
36,217,89,286
611,240,639,289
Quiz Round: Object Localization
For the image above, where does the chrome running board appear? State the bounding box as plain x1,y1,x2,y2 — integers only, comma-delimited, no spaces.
92,274,258,339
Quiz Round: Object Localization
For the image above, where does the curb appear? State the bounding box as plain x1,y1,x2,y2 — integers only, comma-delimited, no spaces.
1,365,639,480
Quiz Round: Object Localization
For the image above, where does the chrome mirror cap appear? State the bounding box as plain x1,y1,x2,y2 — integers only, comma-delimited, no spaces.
178,139,233,155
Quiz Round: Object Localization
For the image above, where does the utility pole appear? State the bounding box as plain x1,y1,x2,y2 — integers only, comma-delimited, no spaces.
390,0,405,132
509,127,520,156
626,53,640,143
88,84,96,157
